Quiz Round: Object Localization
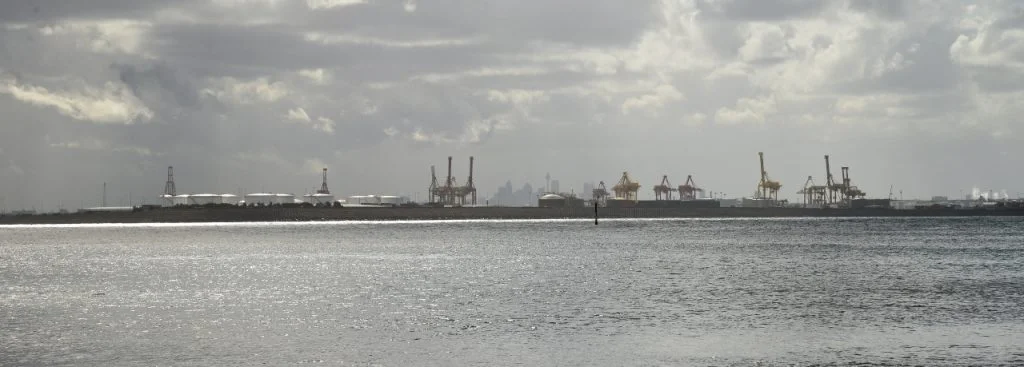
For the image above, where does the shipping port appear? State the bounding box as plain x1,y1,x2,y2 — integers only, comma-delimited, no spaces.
3,152,1024,224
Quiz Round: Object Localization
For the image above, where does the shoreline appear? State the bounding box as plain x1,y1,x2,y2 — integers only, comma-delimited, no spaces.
3,206,1024,225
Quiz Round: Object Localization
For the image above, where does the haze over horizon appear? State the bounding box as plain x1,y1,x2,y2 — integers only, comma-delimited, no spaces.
1,0,1022,210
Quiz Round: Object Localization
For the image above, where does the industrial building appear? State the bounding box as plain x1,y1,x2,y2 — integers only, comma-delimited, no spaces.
538,193,585,208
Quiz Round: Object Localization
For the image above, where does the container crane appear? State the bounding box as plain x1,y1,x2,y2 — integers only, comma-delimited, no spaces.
797,175,827,208
428,165,440,204
678,175,703,201
825,155,842,205
612,171,640,202
592,181,610,206
756,152,781,201
443,156,457,206
841,166,866,203
456,156,477,206
653,175,675,200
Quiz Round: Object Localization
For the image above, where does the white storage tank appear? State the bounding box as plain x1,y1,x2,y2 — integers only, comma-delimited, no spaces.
221,194,241,205
190,193,223,205
303,193,335,206
347,195,367,204
244,193,275,206
159,195,175,207
173,194,190,206
274,193,295,205
380,196,401,206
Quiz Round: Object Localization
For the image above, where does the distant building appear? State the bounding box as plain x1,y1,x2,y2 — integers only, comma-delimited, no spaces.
583,182,594,198
489,181,537,206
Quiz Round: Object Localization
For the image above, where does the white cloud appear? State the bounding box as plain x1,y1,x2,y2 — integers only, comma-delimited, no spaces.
37,19,152,56
49,138,154,156
286,107,312,122
715,96,777,125
404,0,417,13
621,84,683,115
315,117,336,134
202,77,291,105
304,32,483,49
413,67,549,83
738,23,792,62
0,78,153,124
297,68,332,85
285,108,335,134
306,0,366,10
486,89,550,105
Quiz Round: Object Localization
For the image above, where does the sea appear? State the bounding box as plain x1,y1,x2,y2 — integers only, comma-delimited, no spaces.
1,217,1023,366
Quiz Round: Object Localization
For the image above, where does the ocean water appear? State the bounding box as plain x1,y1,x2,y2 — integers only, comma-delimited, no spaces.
1,217,1023,366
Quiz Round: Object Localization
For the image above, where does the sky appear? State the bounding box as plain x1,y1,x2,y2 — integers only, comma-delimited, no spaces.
1,0,1023,210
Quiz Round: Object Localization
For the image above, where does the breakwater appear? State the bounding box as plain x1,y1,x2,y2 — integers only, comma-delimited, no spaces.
3,206,1024,224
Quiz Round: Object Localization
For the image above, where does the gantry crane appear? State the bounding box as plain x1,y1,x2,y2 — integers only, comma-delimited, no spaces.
797,175,827,208
756,152,781,201
678,175,703,200
428,165,440,204
612,171,640,202
592,181,610,206
456,156,477,206
653,175,675,200
841,166,866,203
825,155,842,205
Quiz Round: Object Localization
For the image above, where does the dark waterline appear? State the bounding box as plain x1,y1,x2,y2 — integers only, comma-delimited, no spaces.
2,217,1023,365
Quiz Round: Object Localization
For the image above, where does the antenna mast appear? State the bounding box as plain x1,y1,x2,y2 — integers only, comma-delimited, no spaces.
317,168,330,194
164,166,176,196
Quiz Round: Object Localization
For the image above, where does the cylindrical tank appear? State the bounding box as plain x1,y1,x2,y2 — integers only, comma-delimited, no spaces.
160,195,175,207
244,193,275,206
221,194,241,205
310,193,335,205
380,196,401,206
173,194,190,206
274,193,295,205
189,193,223,205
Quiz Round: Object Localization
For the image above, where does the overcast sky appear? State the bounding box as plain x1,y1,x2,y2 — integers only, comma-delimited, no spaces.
1,0,1022,209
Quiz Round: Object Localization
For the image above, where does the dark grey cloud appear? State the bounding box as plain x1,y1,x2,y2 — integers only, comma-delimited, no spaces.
1,0,1023,211
0,0,186,22
695,0,831,21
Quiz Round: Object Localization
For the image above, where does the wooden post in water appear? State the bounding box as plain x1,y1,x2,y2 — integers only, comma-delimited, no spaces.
594,201,599,225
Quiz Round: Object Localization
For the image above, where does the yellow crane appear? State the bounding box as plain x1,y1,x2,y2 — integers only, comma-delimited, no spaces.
612,171,640,202
756,152,781,201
